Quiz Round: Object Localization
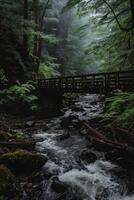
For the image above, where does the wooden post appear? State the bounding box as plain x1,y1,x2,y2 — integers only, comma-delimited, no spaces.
104,74,107,93
116,72,120,89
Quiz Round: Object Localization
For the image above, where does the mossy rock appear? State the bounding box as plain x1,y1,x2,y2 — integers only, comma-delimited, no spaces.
15,132,32,142
0,150,48,175
0,165,18,196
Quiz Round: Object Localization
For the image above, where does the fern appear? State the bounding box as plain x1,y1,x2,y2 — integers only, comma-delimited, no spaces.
98,92,134,132
0,83,38,112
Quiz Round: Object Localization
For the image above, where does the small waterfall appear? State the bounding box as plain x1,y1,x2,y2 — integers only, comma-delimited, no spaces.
59,160,119,200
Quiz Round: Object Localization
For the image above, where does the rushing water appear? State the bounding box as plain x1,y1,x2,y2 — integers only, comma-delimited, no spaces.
33,94,134,200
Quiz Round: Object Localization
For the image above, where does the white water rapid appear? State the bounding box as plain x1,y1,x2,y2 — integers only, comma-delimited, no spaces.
34,94,134,200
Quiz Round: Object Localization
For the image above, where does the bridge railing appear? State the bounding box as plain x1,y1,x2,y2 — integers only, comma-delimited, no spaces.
38,70,134,92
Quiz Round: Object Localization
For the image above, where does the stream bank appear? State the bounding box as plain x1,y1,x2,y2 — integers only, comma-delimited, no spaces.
0,94,134,200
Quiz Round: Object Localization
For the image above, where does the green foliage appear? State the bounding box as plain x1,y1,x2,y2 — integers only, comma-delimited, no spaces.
0,196,6,200
38,63,59,78
0,82,38,112
15,132,31,142
37,33,59,45
65,0,134,72
98,92,134,131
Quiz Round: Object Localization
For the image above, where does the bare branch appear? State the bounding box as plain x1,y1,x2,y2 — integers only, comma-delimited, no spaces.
102,0,134,32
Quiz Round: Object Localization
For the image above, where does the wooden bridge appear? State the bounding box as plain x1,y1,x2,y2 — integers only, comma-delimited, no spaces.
38,70,134,93
38,70,134,115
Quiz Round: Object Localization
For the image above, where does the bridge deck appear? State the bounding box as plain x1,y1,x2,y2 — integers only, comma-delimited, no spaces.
38,70,134,93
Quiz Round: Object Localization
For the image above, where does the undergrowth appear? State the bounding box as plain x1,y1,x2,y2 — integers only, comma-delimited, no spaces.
98,92,134,132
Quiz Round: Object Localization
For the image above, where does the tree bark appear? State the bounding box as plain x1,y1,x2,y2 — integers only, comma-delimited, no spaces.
33,0,39,62
81,121,133,151
36,0,50,72
130,0,134,25
103,0,134,32
23,0,29,59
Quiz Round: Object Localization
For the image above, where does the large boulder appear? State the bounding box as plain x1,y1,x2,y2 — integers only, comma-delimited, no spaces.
80,150,97,164
0,150,48,175
0,165,18,197
51,177,69,193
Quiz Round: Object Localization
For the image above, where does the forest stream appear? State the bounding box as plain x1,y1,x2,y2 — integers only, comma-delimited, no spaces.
20,94,134,200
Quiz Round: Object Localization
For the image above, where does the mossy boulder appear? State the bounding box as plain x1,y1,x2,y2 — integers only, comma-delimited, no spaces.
0,150,48,175
0,165,18,196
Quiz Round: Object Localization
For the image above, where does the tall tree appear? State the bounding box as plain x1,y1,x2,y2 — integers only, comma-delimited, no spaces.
23,0,29,59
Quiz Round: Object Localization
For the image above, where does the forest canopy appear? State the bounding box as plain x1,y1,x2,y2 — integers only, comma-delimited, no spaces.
0,0,134,85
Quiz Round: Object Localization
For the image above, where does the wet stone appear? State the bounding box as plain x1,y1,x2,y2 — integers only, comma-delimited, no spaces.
57,132,70,141
80,150,97,164
105,149,134,170
70,106,85,112
51,177,69,193
25,121,35,127
61,115,78,127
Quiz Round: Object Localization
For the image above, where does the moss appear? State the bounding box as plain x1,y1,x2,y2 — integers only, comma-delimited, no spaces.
15,132,32,142
0,165,17,196
0,150,48,175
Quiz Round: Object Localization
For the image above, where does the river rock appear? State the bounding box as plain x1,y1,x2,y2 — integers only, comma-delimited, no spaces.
25,121,35,127
0,150,48,175
61,115,78,127
29,172,44,183
51,177,69,193
57,132,70,141
70,105,85,112
105,149,134,169
80,150,97,164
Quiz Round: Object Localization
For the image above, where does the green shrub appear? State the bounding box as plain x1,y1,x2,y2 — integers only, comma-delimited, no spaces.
0,196,6,200
0,82,38,113
98,92,134,132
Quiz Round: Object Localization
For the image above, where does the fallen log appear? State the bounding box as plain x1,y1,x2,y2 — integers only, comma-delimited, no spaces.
81,121,134,152
0,141,35,151
80,121,134,169
114,127,134,138
81,121,107,141
107,126,134,145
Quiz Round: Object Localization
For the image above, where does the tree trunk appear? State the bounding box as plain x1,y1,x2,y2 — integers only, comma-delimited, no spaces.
37,18,43,70
130,0,134,25
23,0,29,59
33,0,39,64
36,0,50,73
